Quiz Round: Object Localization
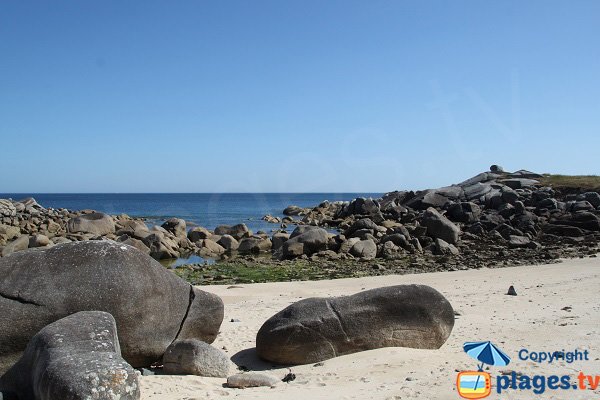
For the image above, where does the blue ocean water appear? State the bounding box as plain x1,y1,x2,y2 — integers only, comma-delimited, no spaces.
1,193,382,234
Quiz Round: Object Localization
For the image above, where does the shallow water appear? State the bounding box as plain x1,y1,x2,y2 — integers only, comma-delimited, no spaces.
159,255,216,268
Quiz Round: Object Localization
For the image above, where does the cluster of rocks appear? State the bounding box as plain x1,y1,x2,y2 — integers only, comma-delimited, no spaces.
259,166,600,264
0,241,224,398
0,198,262,261
0,241,454,398
2,166,599,269
0,199,174,259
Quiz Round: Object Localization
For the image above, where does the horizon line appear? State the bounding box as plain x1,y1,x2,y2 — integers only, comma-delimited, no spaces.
0,191,387,195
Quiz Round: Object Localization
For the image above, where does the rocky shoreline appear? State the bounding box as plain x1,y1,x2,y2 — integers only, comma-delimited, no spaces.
2,166,599,280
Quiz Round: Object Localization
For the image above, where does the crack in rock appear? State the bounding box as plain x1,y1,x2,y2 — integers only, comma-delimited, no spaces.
0,291,43,306
326,299,350,342
170,285,195,344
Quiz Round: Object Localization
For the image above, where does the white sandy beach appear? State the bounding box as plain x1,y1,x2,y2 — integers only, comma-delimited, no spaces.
141,258,600,399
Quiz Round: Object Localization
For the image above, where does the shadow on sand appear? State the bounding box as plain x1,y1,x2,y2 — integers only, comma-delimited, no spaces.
230,348,291,372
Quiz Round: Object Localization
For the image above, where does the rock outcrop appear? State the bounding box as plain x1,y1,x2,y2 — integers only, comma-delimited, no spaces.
270,166,599,265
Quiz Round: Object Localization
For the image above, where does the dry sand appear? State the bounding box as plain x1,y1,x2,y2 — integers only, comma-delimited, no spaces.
141,257,600,399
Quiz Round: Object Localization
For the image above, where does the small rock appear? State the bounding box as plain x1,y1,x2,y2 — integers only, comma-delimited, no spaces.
118,236,151,254
422,208,460,245
508,235,531,248
350,239,377,260
238,237,271,254
283,205,306,216
188,227,211,242
217,234,240,251
0,225,20,245
227,372,280,388
162,339,231,378
161,218,187,239
28,234,51,248
1,235,29,257
433,238,459,256
506,286,517,296
262,215,282,223
282,370,296,383
271,232,290,250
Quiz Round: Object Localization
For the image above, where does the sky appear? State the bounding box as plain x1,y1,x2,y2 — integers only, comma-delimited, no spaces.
1,0,599,193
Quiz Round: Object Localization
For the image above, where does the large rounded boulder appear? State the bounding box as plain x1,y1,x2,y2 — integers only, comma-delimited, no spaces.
282,226,329,258
67,212,116,235
256,284,454,365
0,241,224,374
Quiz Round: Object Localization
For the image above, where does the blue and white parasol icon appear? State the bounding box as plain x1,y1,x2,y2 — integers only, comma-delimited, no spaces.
463,341,511,394
463,341,511,370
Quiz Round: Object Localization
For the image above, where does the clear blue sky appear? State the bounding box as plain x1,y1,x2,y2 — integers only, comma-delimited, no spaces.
1,1,599,193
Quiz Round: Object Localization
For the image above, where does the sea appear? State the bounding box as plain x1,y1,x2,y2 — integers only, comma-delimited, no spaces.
1,193,382,265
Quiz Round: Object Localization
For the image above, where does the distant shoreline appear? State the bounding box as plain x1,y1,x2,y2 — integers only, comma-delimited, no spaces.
2,168,599,286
